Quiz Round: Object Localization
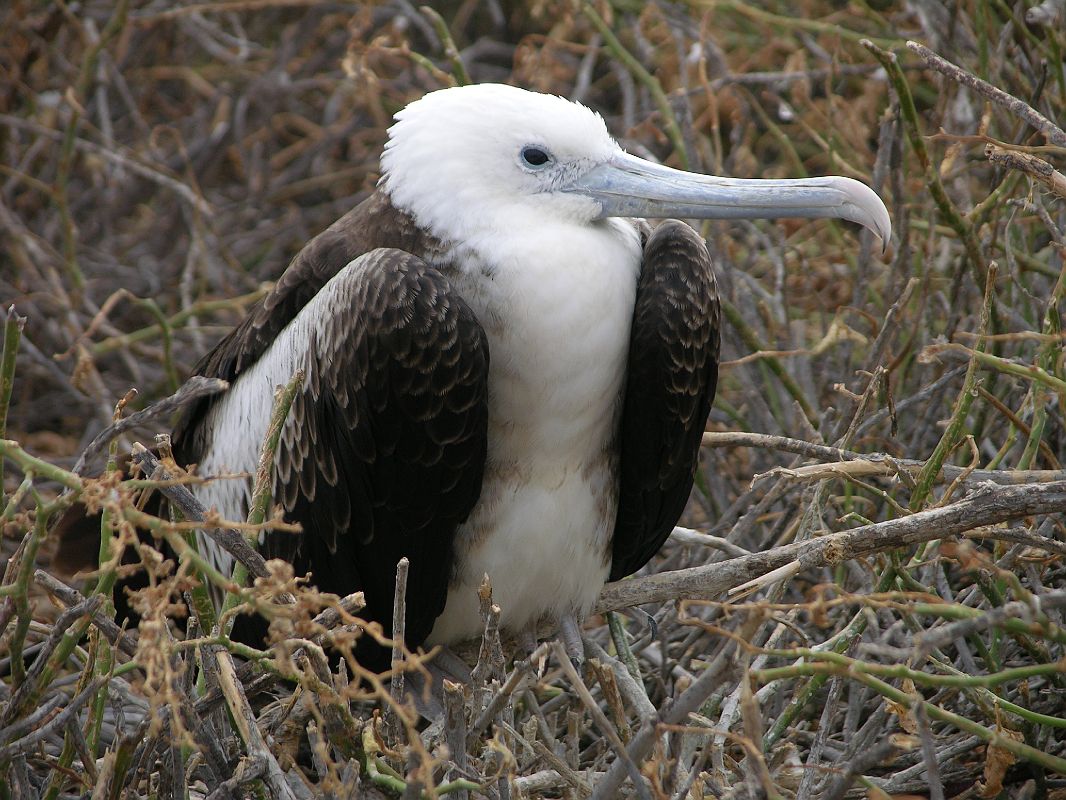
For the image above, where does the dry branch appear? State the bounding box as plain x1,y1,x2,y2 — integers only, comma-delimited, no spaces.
985,145,1066,200
71,376,228,477
906,41,1066,148
214,645,298,800
33,569,139,658
596,481,1066,612
129,443,272,581
702,430,1066,485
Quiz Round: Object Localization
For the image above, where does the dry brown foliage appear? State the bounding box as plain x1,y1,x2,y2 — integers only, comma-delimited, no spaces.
2,1,1065,797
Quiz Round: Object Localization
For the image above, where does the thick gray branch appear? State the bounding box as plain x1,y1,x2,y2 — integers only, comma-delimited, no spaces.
596,480,1066,613
72,376,228,477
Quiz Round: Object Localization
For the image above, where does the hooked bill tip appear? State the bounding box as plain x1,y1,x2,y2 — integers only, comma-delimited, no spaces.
829,176,891,252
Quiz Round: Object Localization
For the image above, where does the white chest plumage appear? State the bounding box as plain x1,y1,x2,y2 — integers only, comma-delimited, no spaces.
426,218,642,644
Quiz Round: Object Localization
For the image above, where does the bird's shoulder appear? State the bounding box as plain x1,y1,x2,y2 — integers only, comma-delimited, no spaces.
172,191,443,465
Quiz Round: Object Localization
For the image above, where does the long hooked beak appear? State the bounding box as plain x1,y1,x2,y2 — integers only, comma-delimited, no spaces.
563,151,891,247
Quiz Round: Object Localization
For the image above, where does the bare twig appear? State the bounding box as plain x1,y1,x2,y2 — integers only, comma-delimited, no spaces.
591,639,739,798
906,41,1066,148
0,306,25,502
387,556,410,743
702,430,1066,485
985,145,1066,199
213,645,298,800
914,591,1066,656
554,642,650,799
862,39,986,287
129,443,271,580
71,376,228,477
33,569,138,658
443,679,469,799
0,677,107,760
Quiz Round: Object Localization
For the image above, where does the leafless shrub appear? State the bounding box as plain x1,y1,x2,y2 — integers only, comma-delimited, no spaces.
2,1,1065,796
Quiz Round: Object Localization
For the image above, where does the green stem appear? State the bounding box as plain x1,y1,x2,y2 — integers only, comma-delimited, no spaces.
907,601,1066,646
1020,225,1066,468
855,669,1066,772
83,437,122,769
42,640,98,800
909,262,996,512
54,0,131,293
582,2,691,169
756,647,1064,690
220,370,303,636
763,567,896,749
607,611,642,684
708,0,899,47
924,344,1066,400
89,287,270,358
419,7,470,86
5,512,103,721
7,509,49,687
0,474,33,525
861,39,986,292
0,439,83,489
134,297,180,392
0,309,25,503
118,506,267,619
179,506,219,638
720,298,819,427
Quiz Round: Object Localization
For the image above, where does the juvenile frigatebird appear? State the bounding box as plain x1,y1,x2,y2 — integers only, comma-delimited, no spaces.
68,84,890,663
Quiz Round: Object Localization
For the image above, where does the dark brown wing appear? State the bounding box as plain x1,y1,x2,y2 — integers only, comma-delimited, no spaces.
264,248,488,653
170,195,487,661
172,192,440,462
609,220,720,581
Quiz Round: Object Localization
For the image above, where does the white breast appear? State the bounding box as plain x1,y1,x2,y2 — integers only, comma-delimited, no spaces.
427,217,642,644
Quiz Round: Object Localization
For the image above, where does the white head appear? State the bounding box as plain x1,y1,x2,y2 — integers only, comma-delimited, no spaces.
380,84,890,247
381,84,619,242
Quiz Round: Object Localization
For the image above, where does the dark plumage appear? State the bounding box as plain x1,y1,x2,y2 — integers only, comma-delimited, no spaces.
611,221,721,581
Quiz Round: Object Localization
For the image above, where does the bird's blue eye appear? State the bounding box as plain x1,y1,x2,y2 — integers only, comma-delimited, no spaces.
521,146,551,167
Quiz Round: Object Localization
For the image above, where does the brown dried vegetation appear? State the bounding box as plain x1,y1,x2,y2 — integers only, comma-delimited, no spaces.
2,1,1066,797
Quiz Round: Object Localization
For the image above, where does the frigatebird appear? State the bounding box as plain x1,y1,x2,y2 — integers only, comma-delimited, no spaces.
68,84,890,663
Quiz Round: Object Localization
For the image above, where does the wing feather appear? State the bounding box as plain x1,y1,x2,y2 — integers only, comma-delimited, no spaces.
263,248,489,653
170,195,486,664
609,220,720,581
172,192,440,460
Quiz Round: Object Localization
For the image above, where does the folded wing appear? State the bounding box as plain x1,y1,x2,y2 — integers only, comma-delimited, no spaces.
610,220,720,581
